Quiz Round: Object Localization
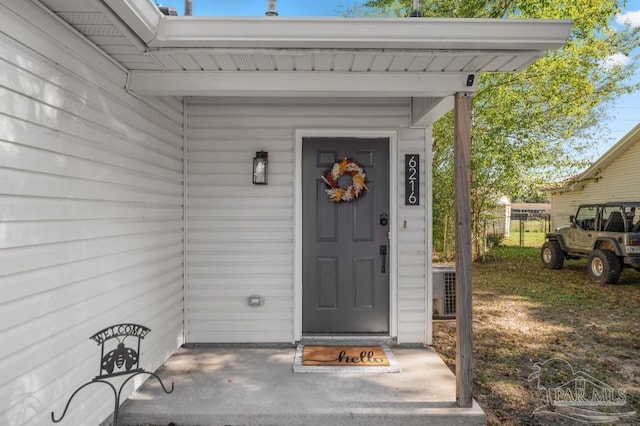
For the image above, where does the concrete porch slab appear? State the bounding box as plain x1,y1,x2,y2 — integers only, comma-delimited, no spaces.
118,346,485,426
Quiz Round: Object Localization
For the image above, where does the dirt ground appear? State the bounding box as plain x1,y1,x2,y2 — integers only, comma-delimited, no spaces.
432,246,640,425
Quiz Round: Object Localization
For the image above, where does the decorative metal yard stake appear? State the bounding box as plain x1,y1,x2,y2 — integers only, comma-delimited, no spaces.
51,324,174,426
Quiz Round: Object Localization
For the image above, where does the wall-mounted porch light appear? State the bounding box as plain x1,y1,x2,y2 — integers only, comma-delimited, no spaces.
253,151,268,184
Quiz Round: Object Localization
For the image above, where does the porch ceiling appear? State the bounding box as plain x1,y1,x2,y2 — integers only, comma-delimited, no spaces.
38,0,572,103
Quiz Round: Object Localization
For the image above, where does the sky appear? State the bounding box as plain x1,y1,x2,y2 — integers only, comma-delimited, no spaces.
157,0,639,159
607,0,640,157
157,0,359,17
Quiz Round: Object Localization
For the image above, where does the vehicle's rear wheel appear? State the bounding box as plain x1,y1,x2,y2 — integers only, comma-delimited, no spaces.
587,249,621,284
541,241,564,269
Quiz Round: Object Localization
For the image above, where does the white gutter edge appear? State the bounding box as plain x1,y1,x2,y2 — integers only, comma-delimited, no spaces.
152,17,573,50
101,1,571,52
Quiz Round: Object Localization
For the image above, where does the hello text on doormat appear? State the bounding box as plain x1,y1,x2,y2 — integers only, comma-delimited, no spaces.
302,346,391,367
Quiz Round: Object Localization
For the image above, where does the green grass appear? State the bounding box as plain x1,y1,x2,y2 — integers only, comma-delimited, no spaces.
502,228,546,248
485,245,540,260
433,244,640,425
477,245,638,310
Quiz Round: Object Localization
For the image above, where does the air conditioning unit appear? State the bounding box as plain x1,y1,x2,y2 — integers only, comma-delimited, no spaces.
433,265,456,318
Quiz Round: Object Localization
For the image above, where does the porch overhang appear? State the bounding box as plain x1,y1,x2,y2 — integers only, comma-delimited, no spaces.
126,70,476,97
41,0,571,125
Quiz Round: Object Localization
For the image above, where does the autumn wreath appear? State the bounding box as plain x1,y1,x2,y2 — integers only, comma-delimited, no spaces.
321,158,369,203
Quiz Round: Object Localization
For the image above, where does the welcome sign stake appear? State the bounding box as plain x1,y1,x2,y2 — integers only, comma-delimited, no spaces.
51,323,174,426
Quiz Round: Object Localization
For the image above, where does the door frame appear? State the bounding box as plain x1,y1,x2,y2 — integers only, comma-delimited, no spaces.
293,129,399,342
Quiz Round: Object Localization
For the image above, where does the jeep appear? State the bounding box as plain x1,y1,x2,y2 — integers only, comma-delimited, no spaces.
541,202,640,284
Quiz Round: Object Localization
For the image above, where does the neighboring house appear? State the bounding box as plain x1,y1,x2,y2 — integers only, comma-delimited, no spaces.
549,124,640,229
0,0,570,424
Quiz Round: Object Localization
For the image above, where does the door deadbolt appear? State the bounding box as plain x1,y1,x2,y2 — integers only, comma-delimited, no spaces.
379,213,389,226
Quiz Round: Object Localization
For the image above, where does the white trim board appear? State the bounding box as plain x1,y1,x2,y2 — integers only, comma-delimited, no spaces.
182,97,189,342
293,129,399,342
127,72,476,97
425,125,434,345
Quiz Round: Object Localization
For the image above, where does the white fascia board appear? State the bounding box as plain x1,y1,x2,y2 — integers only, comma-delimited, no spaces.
150,17,572,51
126,71,477,97
104,0,161,43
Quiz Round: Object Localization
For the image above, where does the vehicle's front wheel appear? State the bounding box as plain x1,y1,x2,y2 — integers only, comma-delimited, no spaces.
587,249,621,284
541,241,564,269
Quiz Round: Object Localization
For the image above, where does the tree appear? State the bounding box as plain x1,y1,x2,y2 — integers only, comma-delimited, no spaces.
347,0,640,257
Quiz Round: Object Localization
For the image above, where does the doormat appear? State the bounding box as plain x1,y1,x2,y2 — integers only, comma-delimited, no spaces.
293,345,400,373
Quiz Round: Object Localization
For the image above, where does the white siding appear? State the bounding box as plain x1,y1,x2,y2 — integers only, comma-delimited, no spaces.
397,129,429,343
551,139,640,229
0,1,184,425
186,98,429,344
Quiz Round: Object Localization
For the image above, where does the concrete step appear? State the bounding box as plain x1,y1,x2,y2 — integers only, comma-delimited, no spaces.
118,346,486,426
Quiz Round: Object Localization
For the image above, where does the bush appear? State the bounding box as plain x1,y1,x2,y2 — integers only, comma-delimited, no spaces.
486,233,504,248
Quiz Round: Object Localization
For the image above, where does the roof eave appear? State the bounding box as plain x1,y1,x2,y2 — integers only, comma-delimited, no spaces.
150,17,573,51
103,0,162,43
103,0,571,52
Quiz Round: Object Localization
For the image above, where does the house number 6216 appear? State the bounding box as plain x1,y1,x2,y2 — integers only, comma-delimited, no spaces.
405,154,419,206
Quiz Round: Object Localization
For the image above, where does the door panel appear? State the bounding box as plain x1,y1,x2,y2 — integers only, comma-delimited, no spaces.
316,180,338,242
302,137,389,333
353,257,375,308
317,257,338,309
353,184,374,241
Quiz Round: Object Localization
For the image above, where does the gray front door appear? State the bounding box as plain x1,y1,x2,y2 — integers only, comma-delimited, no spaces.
302,137,390,333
